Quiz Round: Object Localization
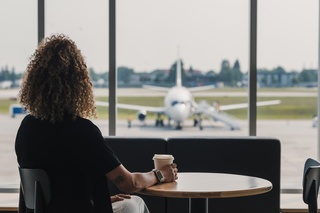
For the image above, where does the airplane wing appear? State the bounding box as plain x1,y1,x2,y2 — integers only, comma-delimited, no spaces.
219,100,281,111
188,85,215,92
142,85,170,92
95,101,165,113
143,84,215,93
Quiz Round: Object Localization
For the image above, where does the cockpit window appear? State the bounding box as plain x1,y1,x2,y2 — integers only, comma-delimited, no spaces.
171,101,179,106
171,100,189,106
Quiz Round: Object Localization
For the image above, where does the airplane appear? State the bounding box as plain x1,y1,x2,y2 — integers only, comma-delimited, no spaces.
96,59,281,130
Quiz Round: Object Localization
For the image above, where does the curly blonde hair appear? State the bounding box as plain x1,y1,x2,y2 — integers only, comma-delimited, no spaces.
19,34,96,123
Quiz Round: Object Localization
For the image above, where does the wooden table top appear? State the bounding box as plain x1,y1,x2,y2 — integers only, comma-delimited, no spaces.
139,172,272,199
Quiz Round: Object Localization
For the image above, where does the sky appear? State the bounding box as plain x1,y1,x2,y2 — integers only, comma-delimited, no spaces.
0,0,318,74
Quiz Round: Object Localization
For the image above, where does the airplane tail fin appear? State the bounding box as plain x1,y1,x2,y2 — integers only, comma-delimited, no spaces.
176,59,182,87
176,56,182,87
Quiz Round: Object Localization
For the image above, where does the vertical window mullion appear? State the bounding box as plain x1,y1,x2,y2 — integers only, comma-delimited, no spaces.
109,0,116,136
249,0,257,136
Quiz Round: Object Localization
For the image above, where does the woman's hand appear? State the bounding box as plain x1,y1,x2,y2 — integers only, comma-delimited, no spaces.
159,163,178,183
106,164,178,193
110,194,131,203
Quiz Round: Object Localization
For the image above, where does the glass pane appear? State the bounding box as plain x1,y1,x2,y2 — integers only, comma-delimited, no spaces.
257,0,318,188
46,0,110,134
116,0,249,137
0,0,109,187
0,0,37,187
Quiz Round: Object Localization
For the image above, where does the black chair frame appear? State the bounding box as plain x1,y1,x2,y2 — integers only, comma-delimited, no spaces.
303,158,320,213
18,167,52,213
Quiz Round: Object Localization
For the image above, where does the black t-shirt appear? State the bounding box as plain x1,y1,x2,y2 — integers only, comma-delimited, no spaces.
15,114,121,213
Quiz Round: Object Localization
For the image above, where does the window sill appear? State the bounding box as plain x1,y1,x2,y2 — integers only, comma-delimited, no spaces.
0,192,318,213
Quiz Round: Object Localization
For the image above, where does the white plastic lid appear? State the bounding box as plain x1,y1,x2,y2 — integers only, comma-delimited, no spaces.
152,154,174,160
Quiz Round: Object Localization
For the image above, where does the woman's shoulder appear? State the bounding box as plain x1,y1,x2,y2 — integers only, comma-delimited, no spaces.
21,114,36,123
73,117,99,130
75,116,94,125
73,117,103,137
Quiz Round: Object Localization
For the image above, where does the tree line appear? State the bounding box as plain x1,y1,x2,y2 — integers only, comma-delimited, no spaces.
89,59,317,88
1,59,317,88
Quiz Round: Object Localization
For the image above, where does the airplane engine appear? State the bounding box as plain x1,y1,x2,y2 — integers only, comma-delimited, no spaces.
137,110,147,121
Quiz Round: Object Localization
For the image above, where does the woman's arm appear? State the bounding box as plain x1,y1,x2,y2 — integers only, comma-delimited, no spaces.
110,194,131,203
106,163,178,193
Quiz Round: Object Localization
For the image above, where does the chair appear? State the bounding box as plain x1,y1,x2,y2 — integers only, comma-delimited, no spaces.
166,137,281,213
303,158,320,213
18,167,52,213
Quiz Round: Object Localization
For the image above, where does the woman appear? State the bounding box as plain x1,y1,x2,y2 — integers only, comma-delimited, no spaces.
15,34,178,213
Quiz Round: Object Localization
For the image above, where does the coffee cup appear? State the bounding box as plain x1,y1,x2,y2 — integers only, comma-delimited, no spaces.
153,154,174,170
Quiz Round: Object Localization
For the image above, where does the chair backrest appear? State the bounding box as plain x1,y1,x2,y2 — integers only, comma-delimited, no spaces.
18,167,52,213
303,158,320,213
166,137,281,213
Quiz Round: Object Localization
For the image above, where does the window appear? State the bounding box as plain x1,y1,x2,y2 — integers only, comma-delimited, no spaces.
0,0,37,187
0,0,318,192
116,0,249,135
257,0,318,188
46,0,110,134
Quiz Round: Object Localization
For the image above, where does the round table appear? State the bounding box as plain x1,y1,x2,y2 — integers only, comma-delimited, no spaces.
139,172,272,213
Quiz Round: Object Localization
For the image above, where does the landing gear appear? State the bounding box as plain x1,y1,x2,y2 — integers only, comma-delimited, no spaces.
175,122,182,130
155,113,164,127
155,119,164,127
198,118,203,131
193,119,198,127
195,114,203,130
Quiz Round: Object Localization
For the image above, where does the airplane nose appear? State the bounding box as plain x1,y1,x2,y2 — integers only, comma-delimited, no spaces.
169,103,189,121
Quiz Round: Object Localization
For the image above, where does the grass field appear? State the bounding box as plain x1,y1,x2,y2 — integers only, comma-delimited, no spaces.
1,88,317,120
